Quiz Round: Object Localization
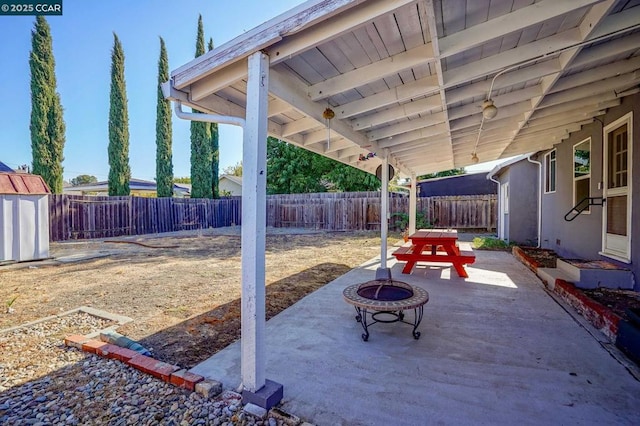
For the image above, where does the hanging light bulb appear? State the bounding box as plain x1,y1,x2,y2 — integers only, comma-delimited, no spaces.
482,99,498,120
323,107,335,150
471,153,479,164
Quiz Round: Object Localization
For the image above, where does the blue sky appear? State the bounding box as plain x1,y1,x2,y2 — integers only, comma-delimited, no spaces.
0,0,305,181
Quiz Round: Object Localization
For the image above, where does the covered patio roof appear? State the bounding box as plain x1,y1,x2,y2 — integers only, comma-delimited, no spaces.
166,0,640,177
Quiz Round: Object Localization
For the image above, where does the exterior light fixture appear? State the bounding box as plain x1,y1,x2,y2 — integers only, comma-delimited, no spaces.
482,99,498,120
323,107,335,150
471,153,479,164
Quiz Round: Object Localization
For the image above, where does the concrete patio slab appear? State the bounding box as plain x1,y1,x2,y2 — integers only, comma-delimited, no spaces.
191,249,640,425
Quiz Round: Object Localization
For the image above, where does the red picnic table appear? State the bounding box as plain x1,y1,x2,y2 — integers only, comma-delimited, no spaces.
392,229,475,277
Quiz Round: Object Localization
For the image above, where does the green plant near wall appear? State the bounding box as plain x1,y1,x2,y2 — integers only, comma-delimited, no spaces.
472,237,514,250
391,211,432,231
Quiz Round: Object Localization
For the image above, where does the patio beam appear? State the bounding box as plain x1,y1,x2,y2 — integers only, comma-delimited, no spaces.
500,0,619,157
438,0,600,58
376,123,449,147
270,68,375,150
336,76,439,119
550,56,640,94
267,0,418,65
444,60,560,105
190,59,248,101
539,72,640,108
367,112,446,141
568,31,640,71
281,116,320,137
351,95,442,130
308,43,435,101
443,28,582,88
172,0,363,89
422,0,454,168
447,86,542,121
529,97,620,120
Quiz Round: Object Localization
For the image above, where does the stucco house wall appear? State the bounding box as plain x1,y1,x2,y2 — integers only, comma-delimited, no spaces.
504,160,539,245
538,92,639,290
491,157,538,245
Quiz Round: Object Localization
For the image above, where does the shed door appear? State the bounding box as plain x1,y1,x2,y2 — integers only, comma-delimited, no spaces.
602,114,632,262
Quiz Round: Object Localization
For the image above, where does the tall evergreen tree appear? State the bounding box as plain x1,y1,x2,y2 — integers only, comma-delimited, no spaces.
190,15,213,198
155,37,173,197
29,16,66,193
108,33,131,196
208,37,220,199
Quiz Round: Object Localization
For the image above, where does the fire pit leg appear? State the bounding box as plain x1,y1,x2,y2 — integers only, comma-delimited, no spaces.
353,306,370,341
411,306,424,340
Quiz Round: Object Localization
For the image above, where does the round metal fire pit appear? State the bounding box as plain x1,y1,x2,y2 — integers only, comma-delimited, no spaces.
343,280,429,341
356,279,414,301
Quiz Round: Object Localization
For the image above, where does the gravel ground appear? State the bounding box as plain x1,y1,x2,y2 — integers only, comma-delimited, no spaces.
0,312,290,425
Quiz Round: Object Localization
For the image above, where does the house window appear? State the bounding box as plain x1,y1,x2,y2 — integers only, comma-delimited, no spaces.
573,139,591,213
544,150,556,193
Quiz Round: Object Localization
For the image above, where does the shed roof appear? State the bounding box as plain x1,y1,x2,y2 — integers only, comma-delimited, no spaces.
0,172,51,195
166,0,640,177
0,161,14,173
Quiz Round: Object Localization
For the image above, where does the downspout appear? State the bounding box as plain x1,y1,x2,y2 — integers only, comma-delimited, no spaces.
173,101,245,127
487,172,501,239
527,154,542,248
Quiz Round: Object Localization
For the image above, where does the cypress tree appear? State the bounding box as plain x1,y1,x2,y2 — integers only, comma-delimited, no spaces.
29,16,66,193
108,33,131,196
155,37,173,197
208,37,220,199
190,15,213,199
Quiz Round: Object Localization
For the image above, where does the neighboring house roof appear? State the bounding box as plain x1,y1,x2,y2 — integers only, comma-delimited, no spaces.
0,172,50,195
65,178,190,195
220,174,242,185
417,172,497,196
0,161,15,173
487,153,536,179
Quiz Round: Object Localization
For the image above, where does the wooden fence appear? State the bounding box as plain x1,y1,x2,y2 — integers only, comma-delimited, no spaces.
49,195,241,241
49,193,496,241
267,192,497,231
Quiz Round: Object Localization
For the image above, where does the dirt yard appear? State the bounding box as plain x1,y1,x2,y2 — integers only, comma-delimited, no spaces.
0,228,387,368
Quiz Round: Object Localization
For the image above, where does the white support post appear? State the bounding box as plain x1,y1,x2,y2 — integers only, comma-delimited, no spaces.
241,51,269,394
376,151,391,280
409,172,417,235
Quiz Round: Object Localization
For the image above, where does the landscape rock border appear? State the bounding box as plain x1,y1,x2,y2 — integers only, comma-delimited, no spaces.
0,305,132,336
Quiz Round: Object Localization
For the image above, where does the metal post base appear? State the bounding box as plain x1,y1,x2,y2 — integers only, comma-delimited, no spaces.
375,267,392,281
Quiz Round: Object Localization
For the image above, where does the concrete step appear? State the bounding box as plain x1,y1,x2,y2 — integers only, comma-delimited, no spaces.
557,259,580,282
557,259,633,290
537,267,576,290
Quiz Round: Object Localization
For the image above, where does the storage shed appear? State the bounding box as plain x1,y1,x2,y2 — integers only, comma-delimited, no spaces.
0,172,51,262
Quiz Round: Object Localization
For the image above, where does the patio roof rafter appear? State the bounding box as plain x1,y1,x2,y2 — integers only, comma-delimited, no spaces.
167,0,640,179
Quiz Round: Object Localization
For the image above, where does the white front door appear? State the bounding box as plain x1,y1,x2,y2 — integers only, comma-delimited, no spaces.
602,113,633,262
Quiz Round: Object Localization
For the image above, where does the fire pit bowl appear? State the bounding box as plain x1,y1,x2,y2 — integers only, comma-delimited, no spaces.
343,280,429,341
356,279,414,301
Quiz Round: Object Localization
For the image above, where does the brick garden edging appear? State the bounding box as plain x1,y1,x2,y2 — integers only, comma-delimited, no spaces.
63,335,313,424
64,335,218,395
512,247,622,342
553,279,621,341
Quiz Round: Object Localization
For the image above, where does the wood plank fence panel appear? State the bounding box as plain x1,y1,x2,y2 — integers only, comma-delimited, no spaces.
49,193,495,241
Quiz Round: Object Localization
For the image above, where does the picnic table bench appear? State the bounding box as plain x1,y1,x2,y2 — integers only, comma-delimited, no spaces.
392,229,475,277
